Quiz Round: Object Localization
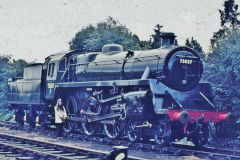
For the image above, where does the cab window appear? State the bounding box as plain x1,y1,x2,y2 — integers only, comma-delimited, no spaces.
48,63,55,77
59,58,66,71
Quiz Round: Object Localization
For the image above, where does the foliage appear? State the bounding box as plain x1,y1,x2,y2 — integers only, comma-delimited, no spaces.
0,55,27,120
139,40,152,50
69,17,150,52
204,0,240,116
200,0,240,139
210,0,240,50
219,0,240,27
185,37,204,58
203,29,240,139
185,37,203,53
204,29,240,115
150,24,163,49
210,28,228,50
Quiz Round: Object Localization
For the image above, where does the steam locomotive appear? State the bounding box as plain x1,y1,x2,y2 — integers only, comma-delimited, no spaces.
7,33,230,146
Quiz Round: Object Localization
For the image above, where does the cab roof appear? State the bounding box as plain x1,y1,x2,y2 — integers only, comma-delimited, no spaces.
45,50,82,62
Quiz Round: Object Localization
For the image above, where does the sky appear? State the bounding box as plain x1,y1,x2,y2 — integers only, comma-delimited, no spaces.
0,0,238,62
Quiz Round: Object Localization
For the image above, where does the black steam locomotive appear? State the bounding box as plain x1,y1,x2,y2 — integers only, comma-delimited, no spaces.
7,33,230,146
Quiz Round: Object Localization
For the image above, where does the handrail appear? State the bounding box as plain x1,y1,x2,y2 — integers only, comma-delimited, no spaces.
199,91,216,110
69,55,161,66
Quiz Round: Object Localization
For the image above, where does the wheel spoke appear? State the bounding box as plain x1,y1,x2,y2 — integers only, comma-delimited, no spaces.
116,125,120,133
113,125,116,136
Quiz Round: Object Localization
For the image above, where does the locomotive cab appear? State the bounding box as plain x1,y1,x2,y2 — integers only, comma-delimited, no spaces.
44,50,81,100
45,53,63,100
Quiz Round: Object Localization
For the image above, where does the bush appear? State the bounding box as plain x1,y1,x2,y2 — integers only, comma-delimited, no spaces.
203,29,240,116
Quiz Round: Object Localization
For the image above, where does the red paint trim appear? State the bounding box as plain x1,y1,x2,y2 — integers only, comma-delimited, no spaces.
167,109,229,123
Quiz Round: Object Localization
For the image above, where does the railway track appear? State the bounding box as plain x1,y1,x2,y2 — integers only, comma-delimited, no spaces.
171,143,240,159
1,120,240,160
0,132,145,160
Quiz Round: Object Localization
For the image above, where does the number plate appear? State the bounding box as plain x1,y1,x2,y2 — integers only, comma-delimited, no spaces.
179,59,193,64
48,83,55,88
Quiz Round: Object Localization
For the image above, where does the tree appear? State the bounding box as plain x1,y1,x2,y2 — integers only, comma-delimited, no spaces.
204,0,240,138
203,0,240,122
203,30,240,115
185,37,203,53
150,24,163,49
0,55,27,120
206,0,240,113
139,40,152,50
210,28,228,50
219,0,240,28
69,17,144,52
210,0,240,50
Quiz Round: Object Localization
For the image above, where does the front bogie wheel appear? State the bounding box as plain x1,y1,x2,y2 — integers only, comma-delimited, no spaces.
192,123,209,147
154,118,172,146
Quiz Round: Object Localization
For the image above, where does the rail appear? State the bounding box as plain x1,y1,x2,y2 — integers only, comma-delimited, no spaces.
1,120,240,160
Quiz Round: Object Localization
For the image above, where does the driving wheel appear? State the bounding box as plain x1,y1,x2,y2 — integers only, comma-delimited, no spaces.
104,118,125,139
81,97,100,136
126,119,141,142
63,95,78,133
